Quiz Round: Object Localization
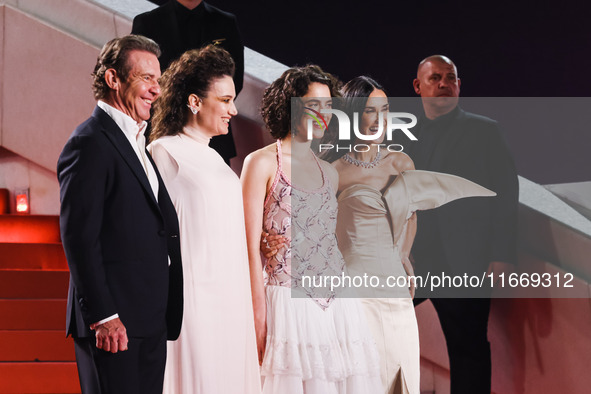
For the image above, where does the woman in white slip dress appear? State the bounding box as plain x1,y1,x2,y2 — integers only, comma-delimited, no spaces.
241,66,382,394
148,46,260,394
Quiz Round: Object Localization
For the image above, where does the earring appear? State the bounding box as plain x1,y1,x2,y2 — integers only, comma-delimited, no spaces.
187,104,198,115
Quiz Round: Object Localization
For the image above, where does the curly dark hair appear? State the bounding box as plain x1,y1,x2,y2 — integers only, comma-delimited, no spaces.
261,65,341,140
91,35,161,100
150,45,235,142
319,76,386,162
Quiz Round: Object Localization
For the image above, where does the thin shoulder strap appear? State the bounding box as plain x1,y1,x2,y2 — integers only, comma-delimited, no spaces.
276,139,283,173
277,140,293,186
310,150,328,189
263,140,283,207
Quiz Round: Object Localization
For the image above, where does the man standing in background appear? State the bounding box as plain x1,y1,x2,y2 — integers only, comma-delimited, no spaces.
406,55,519,393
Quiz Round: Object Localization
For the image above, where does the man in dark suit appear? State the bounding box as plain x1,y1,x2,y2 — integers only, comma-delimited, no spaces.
58,35,183,394
406,55,519,393
131,0,244,165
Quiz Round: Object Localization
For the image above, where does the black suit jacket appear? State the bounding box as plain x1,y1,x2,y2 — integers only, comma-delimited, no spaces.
404,107,519,278
58,106,183,340
131,1,244,162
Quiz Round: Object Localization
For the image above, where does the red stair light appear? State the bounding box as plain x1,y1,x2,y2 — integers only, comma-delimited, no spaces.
15,189,30,214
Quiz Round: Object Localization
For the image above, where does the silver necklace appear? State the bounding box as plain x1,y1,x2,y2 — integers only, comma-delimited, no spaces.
341,150,382,168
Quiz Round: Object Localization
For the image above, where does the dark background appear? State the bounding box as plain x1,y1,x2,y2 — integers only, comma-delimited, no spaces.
149,0,591,184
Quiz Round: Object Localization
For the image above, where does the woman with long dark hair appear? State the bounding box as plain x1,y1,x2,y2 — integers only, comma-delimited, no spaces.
330,76,495,394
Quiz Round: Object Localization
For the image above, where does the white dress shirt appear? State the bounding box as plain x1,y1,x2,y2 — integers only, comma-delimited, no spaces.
97,100,159,201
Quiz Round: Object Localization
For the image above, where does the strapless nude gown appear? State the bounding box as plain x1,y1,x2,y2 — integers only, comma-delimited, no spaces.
336,170,495,394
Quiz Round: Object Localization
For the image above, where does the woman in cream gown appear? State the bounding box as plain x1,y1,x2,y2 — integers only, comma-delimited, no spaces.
328,76,495,394
148,47,260,393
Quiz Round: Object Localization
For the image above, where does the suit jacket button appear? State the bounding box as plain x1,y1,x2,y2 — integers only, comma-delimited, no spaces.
158,230,166,236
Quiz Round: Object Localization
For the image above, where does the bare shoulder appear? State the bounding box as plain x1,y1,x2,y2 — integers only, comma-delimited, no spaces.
385,151,415,172
242,143,277,177
244,143,275,165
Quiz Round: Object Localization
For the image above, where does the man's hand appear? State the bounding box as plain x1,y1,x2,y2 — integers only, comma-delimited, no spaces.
93,317,128,353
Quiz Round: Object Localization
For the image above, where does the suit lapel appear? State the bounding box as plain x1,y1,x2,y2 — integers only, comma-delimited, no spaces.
92,107,159,209
146,150,170,211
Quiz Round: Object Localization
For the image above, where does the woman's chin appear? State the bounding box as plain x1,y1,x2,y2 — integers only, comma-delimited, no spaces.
312,127,325,139
373,135,386,144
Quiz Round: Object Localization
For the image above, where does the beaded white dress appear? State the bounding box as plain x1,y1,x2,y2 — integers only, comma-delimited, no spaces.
260,140,382,394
